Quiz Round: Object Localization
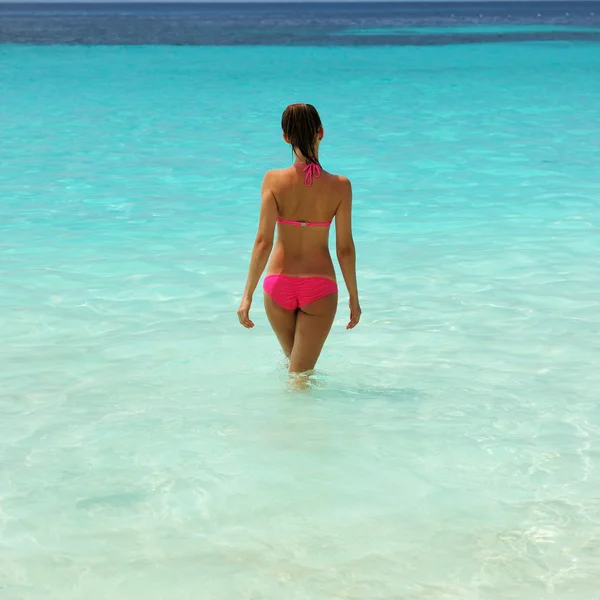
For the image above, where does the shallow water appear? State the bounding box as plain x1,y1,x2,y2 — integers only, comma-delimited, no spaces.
2,14,600,600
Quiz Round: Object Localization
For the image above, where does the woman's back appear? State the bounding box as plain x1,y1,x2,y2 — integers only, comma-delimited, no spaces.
268,164,349,278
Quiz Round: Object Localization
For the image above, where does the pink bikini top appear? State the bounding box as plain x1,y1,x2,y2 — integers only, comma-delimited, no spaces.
276,162,332,228
297,161,321,186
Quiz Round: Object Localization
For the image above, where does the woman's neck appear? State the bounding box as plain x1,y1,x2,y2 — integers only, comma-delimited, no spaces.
293,150,319,165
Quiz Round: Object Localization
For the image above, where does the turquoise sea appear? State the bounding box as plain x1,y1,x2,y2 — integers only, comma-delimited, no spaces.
2,2,600,598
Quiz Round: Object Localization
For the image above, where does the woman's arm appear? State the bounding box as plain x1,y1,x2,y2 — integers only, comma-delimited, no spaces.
237,172,278,328
335,177,361,329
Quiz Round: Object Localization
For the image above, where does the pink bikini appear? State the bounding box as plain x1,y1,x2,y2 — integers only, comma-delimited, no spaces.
263,274,338,311
263,162,338,310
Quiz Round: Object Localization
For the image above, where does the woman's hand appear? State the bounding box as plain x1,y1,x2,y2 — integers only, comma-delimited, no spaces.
347,297,361,330
237,296,254,328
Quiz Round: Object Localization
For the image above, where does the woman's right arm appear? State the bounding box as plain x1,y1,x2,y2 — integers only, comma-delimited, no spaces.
335,177,361,330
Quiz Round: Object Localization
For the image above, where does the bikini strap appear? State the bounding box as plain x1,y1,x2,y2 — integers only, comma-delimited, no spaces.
302,162,321,186
293,162,321,186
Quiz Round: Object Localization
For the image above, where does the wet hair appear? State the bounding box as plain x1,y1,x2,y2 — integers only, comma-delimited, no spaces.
281,103,322,166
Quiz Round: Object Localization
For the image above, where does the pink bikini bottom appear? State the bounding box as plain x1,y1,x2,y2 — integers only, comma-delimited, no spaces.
263,274,338,311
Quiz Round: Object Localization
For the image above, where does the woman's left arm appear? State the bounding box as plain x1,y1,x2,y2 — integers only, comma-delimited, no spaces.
237,171,278,328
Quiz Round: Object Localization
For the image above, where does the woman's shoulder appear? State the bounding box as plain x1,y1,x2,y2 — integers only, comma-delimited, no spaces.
262,168,283,179
261,168,286,191
326,171,352,189
262,167,290,183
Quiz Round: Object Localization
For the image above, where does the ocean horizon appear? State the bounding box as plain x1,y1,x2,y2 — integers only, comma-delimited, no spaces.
2,1,600,44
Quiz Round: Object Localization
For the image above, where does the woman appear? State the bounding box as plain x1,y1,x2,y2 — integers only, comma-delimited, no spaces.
237,103,361,375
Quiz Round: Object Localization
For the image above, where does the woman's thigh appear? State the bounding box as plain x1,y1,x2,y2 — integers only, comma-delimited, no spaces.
264,291,297,357
289,293,338,373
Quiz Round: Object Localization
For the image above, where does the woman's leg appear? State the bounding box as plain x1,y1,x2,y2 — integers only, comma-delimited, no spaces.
289,293,338,373
264,292,297,358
